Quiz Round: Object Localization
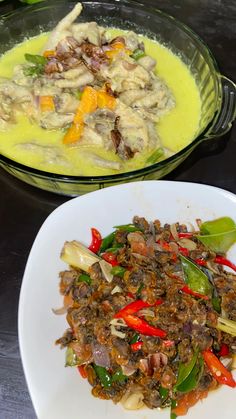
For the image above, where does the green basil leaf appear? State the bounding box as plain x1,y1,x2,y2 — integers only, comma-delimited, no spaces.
200,217,236,235
175,350,199,388
177,357,204,393
198,217,236,253
198,230,236,253
180,255,212,296
99,232,116,253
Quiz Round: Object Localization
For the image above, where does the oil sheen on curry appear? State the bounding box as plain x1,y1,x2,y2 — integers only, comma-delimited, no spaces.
0,3,201,176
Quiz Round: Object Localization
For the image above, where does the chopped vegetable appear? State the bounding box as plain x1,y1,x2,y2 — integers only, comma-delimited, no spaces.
131,48,146,61
93,364,112,388
122,314,167,337
63,86,98,144
78,365,88,378
202,350,236,388
77,273,91,285
180,255,212,297
99,232,116,253
114,299,163,319
198,217,236,253
60,240,100,272
146,147,164,165
88,227,102,254
39,95,55,112
214,255,236,273
65,347,78,367
131,341,143,351
25,53,47,66
112,369,127,383
180,285,209,300
113,223,142,232
175,350,199,390
110,266,126,277
101,251,119,266
217,317,236,336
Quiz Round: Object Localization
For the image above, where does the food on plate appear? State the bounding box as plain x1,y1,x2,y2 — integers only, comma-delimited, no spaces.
0,3,201,176
56,215,236,416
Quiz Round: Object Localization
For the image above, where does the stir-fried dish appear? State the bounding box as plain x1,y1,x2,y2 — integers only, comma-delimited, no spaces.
56,215,236,417
0,3,201,175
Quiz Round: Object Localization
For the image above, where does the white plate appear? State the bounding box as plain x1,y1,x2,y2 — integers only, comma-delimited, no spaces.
18,180,236,419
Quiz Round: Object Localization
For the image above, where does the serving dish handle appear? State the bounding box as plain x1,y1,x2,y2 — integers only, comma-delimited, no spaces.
207,76,236,138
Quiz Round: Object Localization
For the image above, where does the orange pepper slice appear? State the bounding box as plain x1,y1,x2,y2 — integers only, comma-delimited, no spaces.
39,95,55,112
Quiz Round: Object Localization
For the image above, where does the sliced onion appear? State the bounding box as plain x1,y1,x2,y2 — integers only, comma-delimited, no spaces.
92,342,110,368
52,306,67,315
121,365,137,376
99,259,113,282
178,238,197,250
170,223,179,241
111,285,122,295
169,241,179,254
110,325,126,338
138,308,155,317
110,318,127,327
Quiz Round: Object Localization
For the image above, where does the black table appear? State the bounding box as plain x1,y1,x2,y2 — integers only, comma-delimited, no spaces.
0,1,235,418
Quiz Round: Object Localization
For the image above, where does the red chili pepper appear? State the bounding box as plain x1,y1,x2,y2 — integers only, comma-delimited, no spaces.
123,314,167,338
179,247,190,257
178,232,195,238
194,258,207,266
163,339,175,348
78,365,87,379
88,228,102,254
114,299,163,319
202,349,236,388
180,285,209,300
214,256,236,273
101,251,119,266
131,341,143,351
218,343,229,357
157,239,172,252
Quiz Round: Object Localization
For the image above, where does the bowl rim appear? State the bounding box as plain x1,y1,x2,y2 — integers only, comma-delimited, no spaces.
0,0,222,184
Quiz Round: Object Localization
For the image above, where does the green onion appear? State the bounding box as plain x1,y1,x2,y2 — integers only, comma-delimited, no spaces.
111,369,127,383
146,148,164,165
130,333,140,344
25,53,47,65
113,223,142,232
131,48,146,60
99,232,116,253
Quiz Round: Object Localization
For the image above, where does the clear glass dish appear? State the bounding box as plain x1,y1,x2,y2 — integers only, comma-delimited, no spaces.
0,0,235,196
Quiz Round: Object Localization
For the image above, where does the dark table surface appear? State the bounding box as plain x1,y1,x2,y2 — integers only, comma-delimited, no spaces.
0,1,235,418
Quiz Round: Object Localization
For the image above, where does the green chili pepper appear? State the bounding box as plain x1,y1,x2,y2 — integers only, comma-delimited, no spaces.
65,347,78,367
180,255,212,296
111,369,127,383
105,244,123,254
131,48,146,60
110,266,126,277
146,148,164,165
99,232,116,253
130,333,140,344
113,223,142,232
176,357,204,393
93,364,112,388
77,273,91,285
198,217,236,253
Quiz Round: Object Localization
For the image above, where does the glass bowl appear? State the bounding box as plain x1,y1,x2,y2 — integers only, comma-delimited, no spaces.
0,0,235,196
